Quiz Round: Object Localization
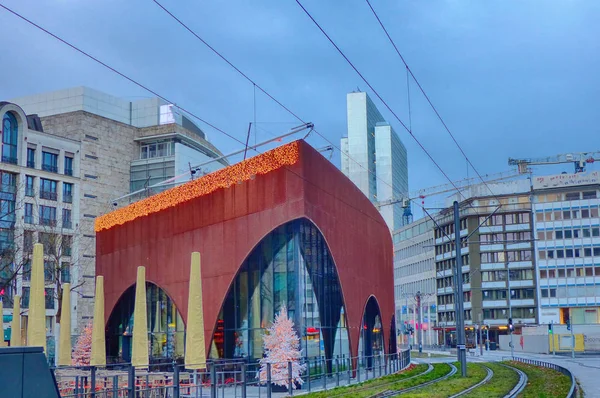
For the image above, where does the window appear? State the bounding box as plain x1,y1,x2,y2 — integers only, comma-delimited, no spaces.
583,191,597,199
64,156,73,176
518,213,530,223
585,248,592,257
539,250,546,260
45,288,54,309
24,203,33,224
565,230,572,239
566,192,580,201
582,209,590,218
40,178,57,200
62,209,72,229
505,214,516,224
541,289,548,298
23,230,33,253
574,229,580,238
61,235,72,256
572,210,580,219
563,210,571,220
22,259,31,281
39,205,56,226
566,249,574,258
25,175,34,196
540,270,547,278
63,183,73,203
593,228,600,237
557,249,565,259
2,112,18,164
39,232,57,255
60,262,70,283
0,171,16,194
140,141,174,160
556,230,563,239
583,228,591,238
42,151,58,173
592,208,599,218
44,261,55,282
27,147,35,168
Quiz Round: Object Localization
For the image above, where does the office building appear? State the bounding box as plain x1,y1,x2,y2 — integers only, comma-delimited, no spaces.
341,91,408,230
533,171,600,325
2,87,227,347
393,218,436,346
434,180,537,346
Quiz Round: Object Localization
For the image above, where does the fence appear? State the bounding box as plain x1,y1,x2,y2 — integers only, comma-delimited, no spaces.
53,350,411,398
511,357,577,398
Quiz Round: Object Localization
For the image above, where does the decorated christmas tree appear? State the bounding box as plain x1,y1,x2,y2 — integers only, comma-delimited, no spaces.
72,323,93,366
259,306,306,389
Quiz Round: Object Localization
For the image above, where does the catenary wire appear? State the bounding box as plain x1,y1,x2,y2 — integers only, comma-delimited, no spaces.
364,0,499,201
151,0,477,216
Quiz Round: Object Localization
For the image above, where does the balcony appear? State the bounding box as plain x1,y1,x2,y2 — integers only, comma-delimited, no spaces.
27,160,35,168
2,156,18,165
42,164,58,173
39,218,57,227
40,191,57,201
64,168,73,176
63,194,73,204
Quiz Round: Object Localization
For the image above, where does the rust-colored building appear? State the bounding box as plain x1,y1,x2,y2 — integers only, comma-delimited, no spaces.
95,140,395,365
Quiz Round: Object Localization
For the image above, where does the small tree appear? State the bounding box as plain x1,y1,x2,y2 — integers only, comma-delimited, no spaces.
72,322,92,366
259,306,306,389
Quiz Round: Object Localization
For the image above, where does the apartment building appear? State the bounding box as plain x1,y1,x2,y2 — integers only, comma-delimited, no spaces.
533,171,600,325
434,180,536,346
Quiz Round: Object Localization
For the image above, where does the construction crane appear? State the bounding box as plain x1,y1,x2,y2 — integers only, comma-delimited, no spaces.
508,151,600,174
375,169,523,210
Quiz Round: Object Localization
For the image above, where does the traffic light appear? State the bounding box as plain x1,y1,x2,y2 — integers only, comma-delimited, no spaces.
548,323,553,334
566,318,571,331
508,318,514,333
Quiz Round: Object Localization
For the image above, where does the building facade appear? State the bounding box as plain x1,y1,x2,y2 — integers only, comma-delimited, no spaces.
393,218,436,346
533,171,600,326
341,91,408,230
434,180,537,347
2,87,226,346
96,141,395,365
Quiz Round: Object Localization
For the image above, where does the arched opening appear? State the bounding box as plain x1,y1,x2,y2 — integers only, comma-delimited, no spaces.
358,296,384,368
209,218,350,366
105,282,185,364
2,112,19,164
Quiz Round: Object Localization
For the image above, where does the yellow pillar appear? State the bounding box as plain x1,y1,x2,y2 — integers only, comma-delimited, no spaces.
132,266,148,368
185,252,206,369
90,277,106,366
58,284,72,365
10,295,20,347
27,243,46,352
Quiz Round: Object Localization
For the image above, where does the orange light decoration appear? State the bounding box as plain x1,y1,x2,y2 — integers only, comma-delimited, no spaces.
95,141,300,232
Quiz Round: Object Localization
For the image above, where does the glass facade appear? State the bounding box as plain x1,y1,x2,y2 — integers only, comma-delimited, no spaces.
106,283,185,363
210,219,350,363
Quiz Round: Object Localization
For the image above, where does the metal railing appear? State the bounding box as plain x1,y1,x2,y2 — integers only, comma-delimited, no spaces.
53,350,410,398
2,155,18,164
511,357,577,398
64,167,73,176
63,194,73,203
41,190,58,201
27,160,36,168
43,164,59,173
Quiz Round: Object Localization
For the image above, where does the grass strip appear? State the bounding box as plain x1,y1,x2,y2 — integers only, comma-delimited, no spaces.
403,362,487,398
302,363,449,398
505,361,572,398
410,351,452,358
460,362,520,398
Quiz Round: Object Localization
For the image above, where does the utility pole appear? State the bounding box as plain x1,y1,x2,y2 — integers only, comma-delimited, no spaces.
508,272,514,359
416,291,423,353
453,201,467,377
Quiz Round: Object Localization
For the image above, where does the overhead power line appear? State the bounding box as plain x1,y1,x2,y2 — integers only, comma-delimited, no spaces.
152,0,469,208
293,0,464,200
364,0,499,201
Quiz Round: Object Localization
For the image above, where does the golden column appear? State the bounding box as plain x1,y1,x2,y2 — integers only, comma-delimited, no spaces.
57,283,72,365
185,252,206,369
27,243,46,351
90,276,106,366
132,266,149,368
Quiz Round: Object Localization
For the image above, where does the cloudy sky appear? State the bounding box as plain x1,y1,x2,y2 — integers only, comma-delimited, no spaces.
2,0,600,207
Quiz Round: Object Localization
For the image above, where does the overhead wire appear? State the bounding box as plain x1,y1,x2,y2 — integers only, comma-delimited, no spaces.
150,0,472,222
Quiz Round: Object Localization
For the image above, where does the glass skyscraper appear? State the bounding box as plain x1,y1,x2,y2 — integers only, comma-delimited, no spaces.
341,91,408,230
